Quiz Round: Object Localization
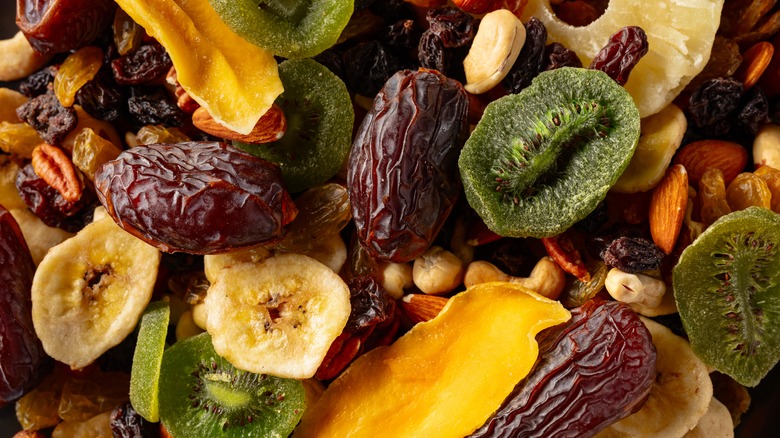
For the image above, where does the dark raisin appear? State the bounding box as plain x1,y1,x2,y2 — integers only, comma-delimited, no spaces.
314,49,347,84
345,276,396,333
384,19,418,52
470,300,656,438
418,31,451,73
543,42,583,71
588,26,649,86
127,87,186,127
19,66,57,97
602,236,665,273
348,69,468,262
502,18,547,94
369,0,415,22
75,70,126,121
15,164,93,233
573,200,608,233
426,6,476,49
109,402,157,438
688,77,744,130
111,43,173,85
475,238,536,278
94,142,297,254
0,206,51,407
343,41,402,97
586,224,648,260
736,86,770,136
15,93,78,145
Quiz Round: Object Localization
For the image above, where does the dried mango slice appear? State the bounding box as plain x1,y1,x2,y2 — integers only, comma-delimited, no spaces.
294,282,570,438
114,0,283,135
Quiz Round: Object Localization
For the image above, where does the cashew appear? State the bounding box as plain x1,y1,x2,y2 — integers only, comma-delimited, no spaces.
753,124,780,170
378,261,413,300
464,257,566,299
463,9,525,94
413,246,464,295
604,268,666,309
0,88,28,123
0,32,52,82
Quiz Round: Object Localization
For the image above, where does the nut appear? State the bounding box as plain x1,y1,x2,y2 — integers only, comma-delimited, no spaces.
378,261,413,300
13,431,45,438
0,32,52,82
0,88,29,123
192,302,208,331
192,104,286,144
734,41,774,90
672,139,748,186
464,256,566,299
31,143,84,203
175,310,204,341
463,9,526,94
604,268,666,309
649,164,688,254
167,66,199,113
412,246,465,295
400,293,449,324
753,124,780,170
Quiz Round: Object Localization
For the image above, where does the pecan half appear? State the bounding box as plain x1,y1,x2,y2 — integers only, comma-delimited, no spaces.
31,143,83,203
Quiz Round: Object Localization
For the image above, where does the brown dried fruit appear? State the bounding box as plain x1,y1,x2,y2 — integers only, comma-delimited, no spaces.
31,143,83,203
191,104,286,144
541,233,590,282
649,164,688,254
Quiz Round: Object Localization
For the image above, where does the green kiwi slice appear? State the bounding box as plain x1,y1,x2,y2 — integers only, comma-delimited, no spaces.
158,332,306,437
235,59,354,193
673,207,780,387
458,67,640,238
208,0,353,59
130,300,170,422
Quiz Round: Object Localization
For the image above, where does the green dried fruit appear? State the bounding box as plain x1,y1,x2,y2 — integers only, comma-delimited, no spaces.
130,301,170,423
673,207,780,387
458,67,640,237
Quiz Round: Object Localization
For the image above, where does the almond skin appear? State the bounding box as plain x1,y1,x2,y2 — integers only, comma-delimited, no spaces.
650,164,688,254
192,104,286,144
400,294,449,324
672,140,747,186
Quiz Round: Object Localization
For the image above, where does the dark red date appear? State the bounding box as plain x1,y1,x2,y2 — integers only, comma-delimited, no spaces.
589,26,649,86
16,0,115,54
470,300,656,438
94,141,298,254
0,205,51,407
348,69,468,263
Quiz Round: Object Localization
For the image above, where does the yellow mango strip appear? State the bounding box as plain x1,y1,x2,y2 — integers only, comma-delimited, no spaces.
114,0,283,135
294,282,571,438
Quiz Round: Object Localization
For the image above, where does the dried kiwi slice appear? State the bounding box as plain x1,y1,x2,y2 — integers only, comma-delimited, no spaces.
673,207,780,387
130,300,170,422
459,67,640,237
208,0,353,59
235,59,354,193
158,332,305,437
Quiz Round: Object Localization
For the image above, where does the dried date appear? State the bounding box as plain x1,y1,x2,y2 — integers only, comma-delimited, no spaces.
470,300,656,438
589,26,649,86
94,141,298,254
348,69,468,263
0,206,51,407
16,0,115,54
16,93,78,145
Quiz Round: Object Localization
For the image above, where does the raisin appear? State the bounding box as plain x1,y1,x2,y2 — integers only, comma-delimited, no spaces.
348,69,468,262
314,49,347,83
736,86,771,136
19,66,57,98
0,206,51,407
109,402,156,438
384,19,418,52
127,87,186,127
15,93,78,145
417,31,451,73
112,43,173,85
502,18,547,94
588,26,649,86
469,300,656,438
688,77,744,132
602,236,665,273
343,41,402,97
475,238,536,278
369,0,415,23
543,42,583,71
426,6,476,49
586,224,647,260
94,141,298,254
15,164,93,233
75,70,125,121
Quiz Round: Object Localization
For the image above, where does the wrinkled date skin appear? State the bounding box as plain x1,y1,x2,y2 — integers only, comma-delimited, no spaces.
470,300,656,438
348,69,468,263
95,141,298,254
0,205,50,407
16,0,116,54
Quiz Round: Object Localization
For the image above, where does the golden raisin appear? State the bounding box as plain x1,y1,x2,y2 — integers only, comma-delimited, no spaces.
278,183,351,253
699,167,732,226
754,165,780,213
71,128,123,180
0,121,41,158
113,8,143,56
54,46,104,107
726,172,772,211
135,125,190,146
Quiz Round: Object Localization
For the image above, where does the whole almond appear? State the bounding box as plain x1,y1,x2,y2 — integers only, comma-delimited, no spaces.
672,140,747,186
400,294,449,324
650,164,688,254
192,104,286,144
734,41,774,90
